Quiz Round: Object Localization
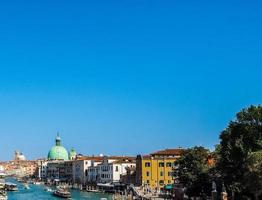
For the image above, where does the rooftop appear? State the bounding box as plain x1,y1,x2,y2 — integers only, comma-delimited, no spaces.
150,148,184,156
112,158,136,164
75,156,104,161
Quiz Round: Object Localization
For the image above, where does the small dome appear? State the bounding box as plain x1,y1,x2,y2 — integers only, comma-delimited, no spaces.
69,148,77,160
14,151,26,161
47,134,69,161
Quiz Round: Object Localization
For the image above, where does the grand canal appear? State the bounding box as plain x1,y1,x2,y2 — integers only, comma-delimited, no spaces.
7,179,113,200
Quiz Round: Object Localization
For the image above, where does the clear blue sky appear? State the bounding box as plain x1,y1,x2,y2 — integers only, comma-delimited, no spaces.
0,0,261,160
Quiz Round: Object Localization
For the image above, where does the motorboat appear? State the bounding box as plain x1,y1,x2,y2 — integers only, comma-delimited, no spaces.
0,180,5,191
53,187,71,198
0,172,6,191
5,182,18,191
0,190,7,200
0,169,7,200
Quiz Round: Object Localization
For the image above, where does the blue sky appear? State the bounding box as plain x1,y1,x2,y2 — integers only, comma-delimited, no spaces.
0,0,261,160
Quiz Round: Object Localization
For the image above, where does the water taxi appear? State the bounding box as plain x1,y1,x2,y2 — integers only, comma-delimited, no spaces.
53,187,71,198
5,182,18,191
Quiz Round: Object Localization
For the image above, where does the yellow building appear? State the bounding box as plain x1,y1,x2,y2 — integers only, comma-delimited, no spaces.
136,149,183,190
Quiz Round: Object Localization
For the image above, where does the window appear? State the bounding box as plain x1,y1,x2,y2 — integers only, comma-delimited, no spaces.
166,162,172,167
168,172,173,177
159,180,164,185
145,162,151,167
115,166,119,172
159,162,164,167
146,171,150,177
146,180,150,184
160,171,164,176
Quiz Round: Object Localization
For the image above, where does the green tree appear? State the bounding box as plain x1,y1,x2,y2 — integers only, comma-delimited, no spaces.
244,151,262,200
216,105,262,199
176,146,212,199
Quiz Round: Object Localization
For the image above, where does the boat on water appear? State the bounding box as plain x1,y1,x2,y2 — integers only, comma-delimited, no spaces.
0,172,6,191
0,180,5,191
5,182,18,191
0,192,7,200
33,182,41,185
53,187,71,198
0,169,7,200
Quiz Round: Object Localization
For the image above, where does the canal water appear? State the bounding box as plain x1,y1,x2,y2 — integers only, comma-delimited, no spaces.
7,179,113,200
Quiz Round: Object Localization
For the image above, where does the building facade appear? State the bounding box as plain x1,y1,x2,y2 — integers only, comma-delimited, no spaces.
2,160,38,178
37,159,48,181
97,156,136,184
136,149,183,191
87,159,103,183
72,156,103,185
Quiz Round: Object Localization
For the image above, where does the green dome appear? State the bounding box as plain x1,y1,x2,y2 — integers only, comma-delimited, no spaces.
47,134,69,161
48,146,69,160
69,148,77,160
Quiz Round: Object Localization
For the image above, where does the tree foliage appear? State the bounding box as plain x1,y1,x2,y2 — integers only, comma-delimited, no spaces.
244,151,262,200
176,146,212,198
216,105,262,199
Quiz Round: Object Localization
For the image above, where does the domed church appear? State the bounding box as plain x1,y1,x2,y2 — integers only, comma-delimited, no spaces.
47,134,75,161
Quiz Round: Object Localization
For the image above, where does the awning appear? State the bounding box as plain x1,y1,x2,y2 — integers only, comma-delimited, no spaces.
0,173,6,176
164,184,173,190
97,183,114,188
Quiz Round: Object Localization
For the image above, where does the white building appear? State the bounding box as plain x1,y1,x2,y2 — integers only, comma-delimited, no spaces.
72,156,136,185
72,156,103,185
97,156,136,184
87,159,103,183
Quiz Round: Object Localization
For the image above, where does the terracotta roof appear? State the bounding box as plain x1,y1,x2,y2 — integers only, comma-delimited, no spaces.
75,156,104,161
141,155,151,159
150,148,184,156
75,156,135,162
111,156,135,160
112,158,136,164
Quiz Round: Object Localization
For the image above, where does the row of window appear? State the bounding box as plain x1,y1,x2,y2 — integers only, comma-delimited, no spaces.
97,166,119,172
146,171,174,177
100,174,112,179
145,180,172,185
99,166,112,171
88,168,98,172
145,162,177,168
